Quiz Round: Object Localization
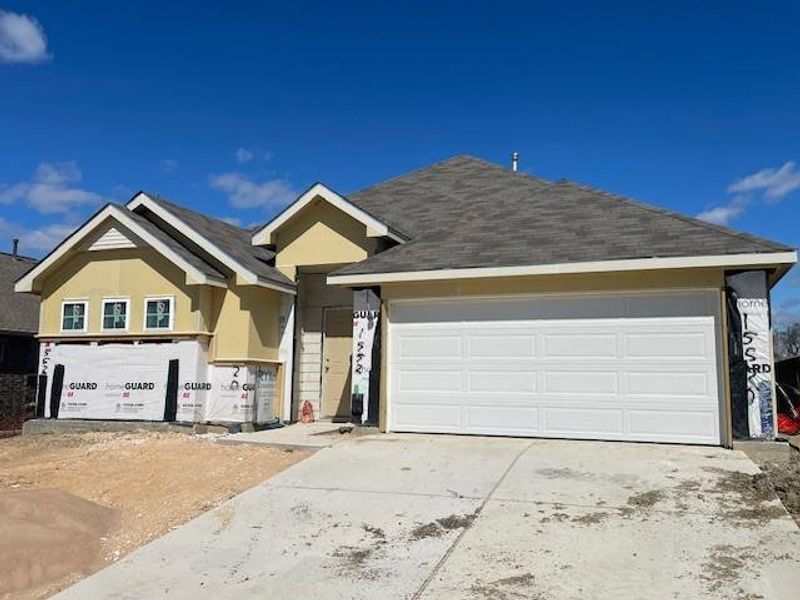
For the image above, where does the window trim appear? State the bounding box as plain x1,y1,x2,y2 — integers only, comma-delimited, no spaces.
60,299,89,333
143,296,175,331
101,297,131,332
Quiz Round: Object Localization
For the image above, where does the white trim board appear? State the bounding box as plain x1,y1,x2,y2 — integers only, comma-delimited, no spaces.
127,192,296,295
328,251,798,286
15,205,226,293
251,183,406,246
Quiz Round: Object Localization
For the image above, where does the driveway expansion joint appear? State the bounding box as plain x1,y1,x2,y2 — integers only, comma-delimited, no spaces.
411,440,536,600
269,482,486,501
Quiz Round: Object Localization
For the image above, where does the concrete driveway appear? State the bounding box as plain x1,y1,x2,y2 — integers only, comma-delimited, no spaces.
56,434,800,600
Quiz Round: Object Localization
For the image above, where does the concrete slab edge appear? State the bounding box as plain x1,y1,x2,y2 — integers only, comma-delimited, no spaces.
21,419,192,436
214,437,327,452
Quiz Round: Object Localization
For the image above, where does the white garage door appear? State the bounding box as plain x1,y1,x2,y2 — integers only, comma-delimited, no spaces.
388,291,722,445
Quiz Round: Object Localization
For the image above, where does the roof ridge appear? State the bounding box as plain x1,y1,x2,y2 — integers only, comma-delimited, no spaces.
142,192,252,234
450,154,554,187
136,192,294,288
556,180,793,253
350,154,552,198
0,251,37,262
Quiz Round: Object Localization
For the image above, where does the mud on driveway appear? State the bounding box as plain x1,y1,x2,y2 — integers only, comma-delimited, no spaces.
24,434,800,600
0,431,311,600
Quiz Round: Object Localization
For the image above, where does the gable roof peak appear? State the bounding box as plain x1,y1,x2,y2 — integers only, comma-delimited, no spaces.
15,203,226,294
250,182,406,246
128,192,294,292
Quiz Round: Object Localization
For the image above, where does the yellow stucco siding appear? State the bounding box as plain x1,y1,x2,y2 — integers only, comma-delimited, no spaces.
208,285,282,363
247,287,282,360
274,200,376,278
38,247,284,364
380,267,726,301
40,247,205,336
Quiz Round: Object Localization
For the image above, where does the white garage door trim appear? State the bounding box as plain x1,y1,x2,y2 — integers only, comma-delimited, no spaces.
386,289,724,445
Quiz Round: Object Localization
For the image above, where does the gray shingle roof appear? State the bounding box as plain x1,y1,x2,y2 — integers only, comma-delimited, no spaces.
122,207,226,281
1,253,39,334
141,194,294,288
335,155,793,276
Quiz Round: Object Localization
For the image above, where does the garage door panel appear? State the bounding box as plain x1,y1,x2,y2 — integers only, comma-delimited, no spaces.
625,331,709,358
543,370,619,395
397,369,463,392
399,335,461,359
389,292,722,445
542,333,618,358
394,404,462,430
465,406,539,432
468,370,537,393
468,335,536,358
626,371,709,397
396,393,541,409
628,409,719,441
542,406,625,436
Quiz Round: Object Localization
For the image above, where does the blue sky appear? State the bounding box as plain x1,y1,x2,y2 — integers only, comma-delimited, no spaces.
0,1,798,323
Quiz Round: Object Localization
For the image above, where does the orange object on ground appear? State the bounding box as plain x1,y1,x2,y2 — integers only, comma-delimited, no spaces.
300,400,315,423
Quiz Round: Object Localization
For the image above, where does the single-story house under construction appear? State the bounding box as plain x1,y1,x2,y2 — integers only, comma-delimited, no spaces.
15,155,797,446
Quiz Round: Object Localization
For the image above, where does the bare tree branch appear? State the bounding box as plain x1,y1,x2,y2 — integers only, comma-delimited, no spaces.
775,322,800,360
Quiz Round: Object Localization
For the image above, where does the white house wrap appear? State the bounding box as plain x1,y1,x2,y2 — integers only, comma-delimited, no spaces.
736,296,775,438
351,289,381,424
39,341,205,420
38,341,277,424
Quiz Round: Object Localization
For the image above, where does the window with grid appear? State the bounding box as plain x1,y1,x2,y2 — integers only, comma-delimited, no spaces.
62,302,87,331
145,298,173,329
102,300,129,330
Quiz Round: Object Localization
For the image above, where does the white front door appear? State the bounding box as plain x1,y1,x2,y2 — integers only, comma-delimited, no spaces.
387,290,722,445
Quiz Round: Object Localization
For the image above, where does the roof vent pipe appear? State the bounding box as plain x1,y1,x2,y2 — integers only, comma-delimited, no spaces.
11,238,18,258
511,152,519,172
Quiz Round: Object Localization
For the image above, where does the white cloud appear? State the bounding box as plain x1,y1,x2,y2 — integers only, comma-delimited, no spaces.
160,159,178,173
209,172,296,209
696,195,749,226
0,216,76,255
235,147,274,163
0,161,104,214
0,9,49,64
235,148,254,164
21,221,77,252
728,161,800,202
697,160,800,225
219,216,242,227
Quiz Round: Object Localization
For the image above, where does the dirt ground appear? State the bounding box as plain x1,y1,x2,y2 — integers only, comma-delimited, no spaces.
0,431,311,600
758,450,800,526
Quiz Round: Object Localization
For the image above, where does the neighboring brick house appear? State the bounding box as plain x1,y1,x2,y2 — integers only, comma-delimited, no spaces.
0,246,39,432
